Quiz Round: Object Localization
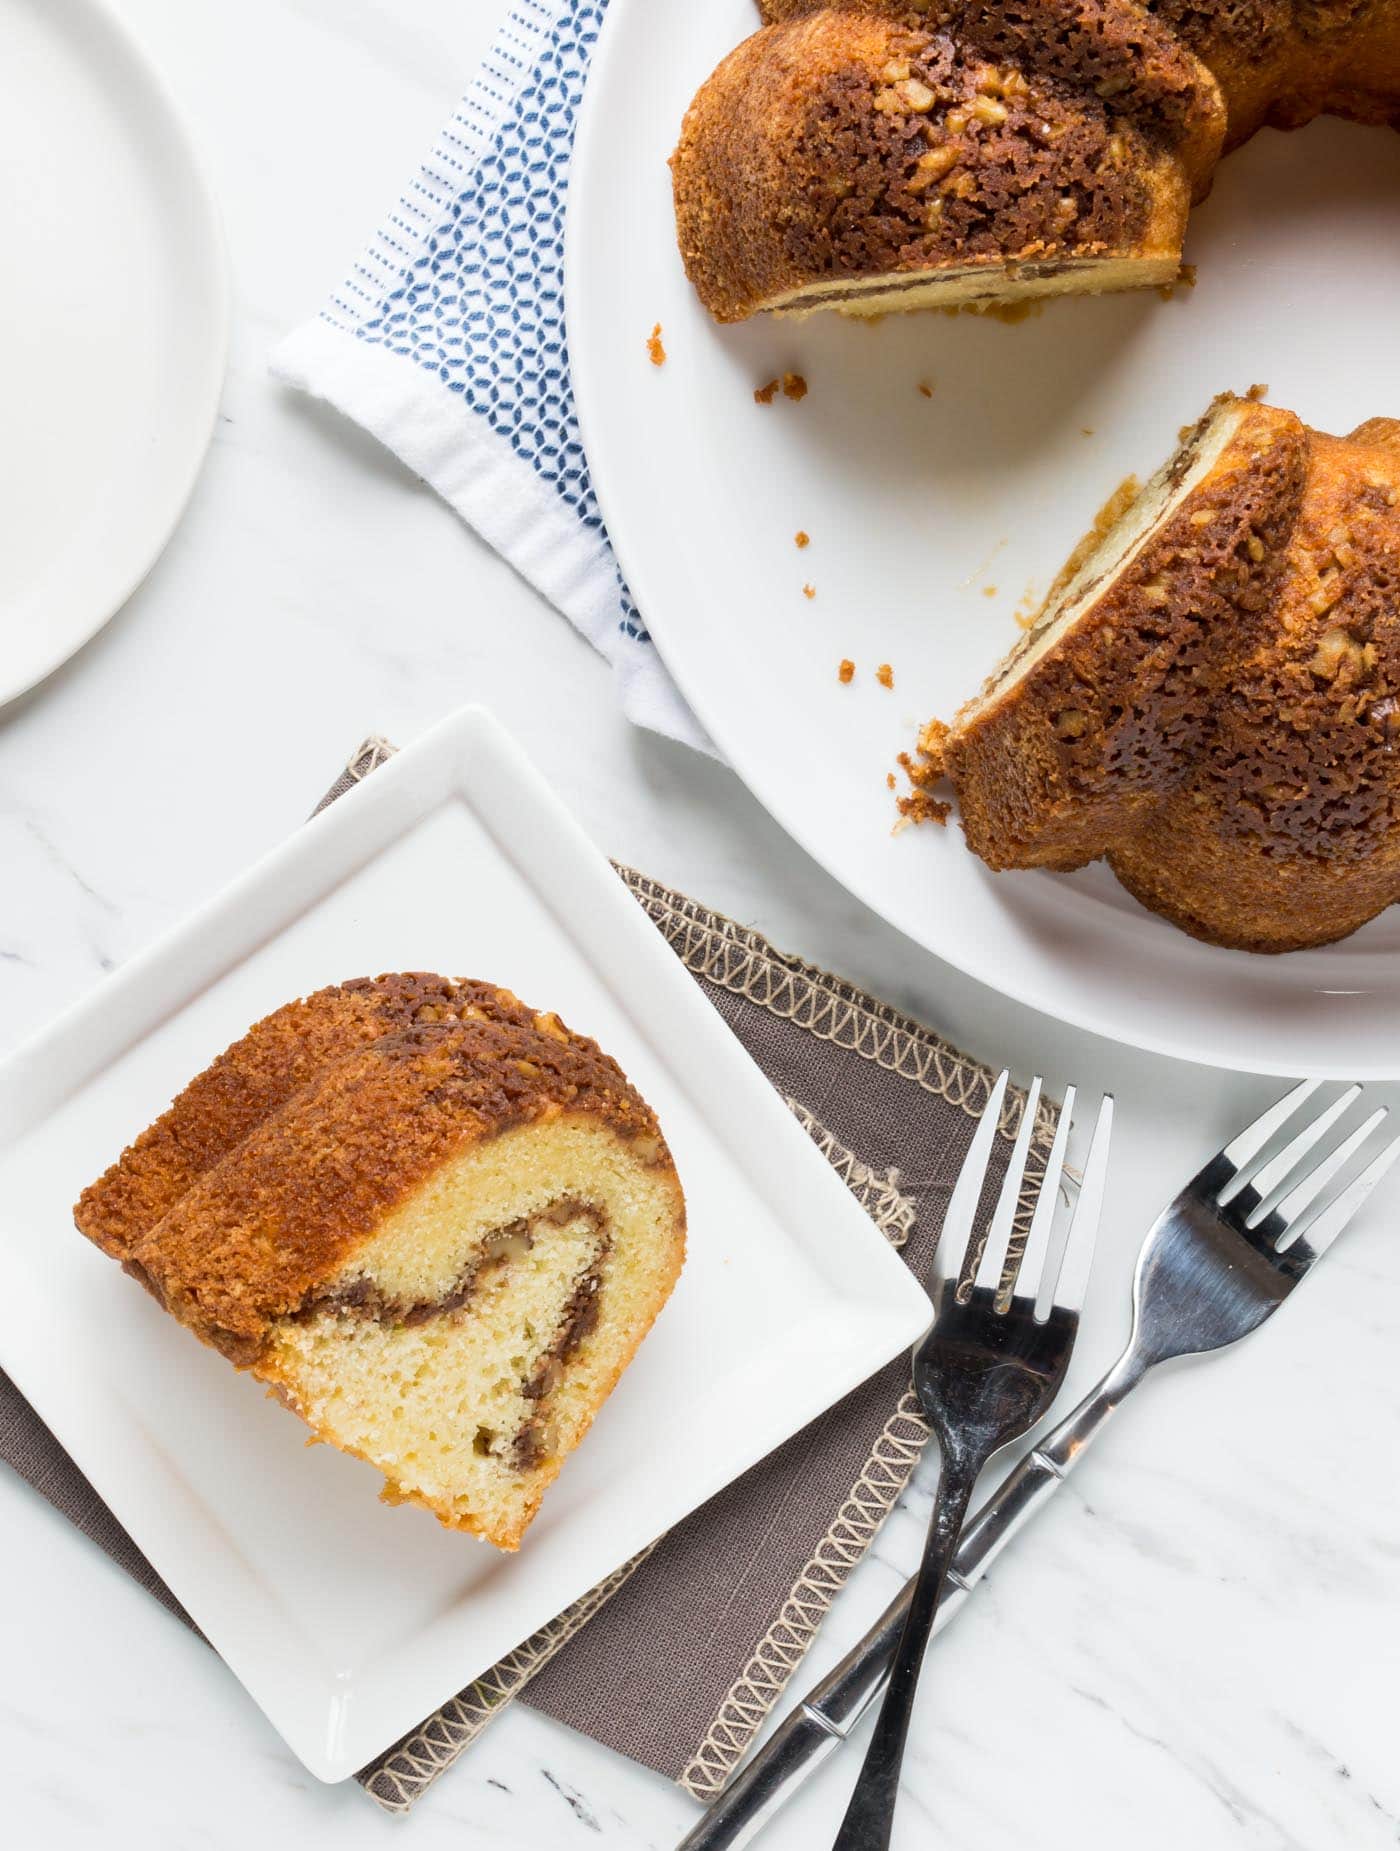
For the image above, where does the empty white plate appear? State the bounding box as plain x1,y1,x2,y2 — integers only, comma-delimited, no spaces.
0,706,930,1781
0,0,228,705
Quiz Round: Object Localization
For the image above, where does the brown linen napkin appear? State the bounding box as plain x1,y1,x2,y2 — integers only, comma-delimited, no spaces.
0,737,1047,1813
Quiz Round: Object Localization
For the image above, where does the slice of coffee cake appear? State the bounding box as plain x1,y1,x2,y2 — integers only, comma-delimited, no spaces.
76,976,686,1550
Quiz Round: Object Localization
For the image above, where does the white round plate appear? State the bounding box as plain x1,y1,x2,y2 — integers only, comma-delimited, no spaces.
567,0,1400,1079
0,0,228,706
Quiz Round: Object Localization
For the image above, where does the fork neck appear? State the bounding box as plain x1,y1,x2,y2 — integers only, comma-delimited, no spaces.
1033,1343,1149,1476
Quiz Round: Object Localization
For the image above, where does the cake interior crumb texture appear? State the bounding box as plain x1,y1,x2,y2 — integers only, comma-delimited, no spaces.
262,1119,682,1551
768,254,1181,319
978,396,1248,703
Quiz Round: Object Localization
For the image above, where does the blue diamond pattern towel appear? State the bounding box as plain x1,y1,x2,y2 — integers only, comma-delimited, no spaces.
272,0,712,753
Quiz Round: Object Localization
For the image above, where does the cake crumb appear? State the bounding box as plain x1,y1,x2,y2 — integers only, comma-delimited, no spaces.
1014,584,1041,629
894,790,951,829
646,323,666,366
795,530,811,549
982,584,997,598
886,772,897,790
1081,427,1094,437
803,583,816,600
1247,381,1270,401
876,663,894,689
757,373,809,404
893,718,953,827
838,658,854,683
917,381,934,399
1158,262,1198,301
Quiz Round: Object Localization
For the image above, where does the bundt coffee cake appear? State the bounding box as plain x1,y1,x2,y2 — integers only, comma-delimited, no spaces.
75,975,686,1550
672,0,1400,321
928,393,1400,952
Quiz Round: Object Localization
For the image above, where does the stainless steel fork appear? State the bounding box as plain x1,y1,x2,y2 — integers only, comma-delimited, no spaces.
830,1072,1114,1851
681,1079,1400,1851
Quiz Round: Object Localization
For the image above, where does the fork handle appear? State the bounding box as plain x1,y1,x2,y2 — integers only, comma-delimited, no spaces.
676,1346,1149,1851
954,1344,1147,1589
830,1450,982,1851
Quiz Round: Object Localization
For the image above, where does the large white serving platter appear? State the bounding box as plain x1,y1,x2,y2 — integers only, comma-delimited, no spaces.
0,0,228,706
566,0,1400,1078
0,707,930,1782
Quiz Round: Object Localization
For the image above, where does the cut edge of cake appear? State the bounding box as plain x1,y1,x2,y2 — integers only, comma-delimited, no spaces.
968,393,1258,711
929,390,1311,877
763,250,1184,320
258,1112,685,1551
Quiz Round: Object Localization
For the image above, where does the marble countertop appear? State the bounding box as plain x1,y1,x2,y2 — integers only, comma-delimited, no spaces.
2,2,1396,1845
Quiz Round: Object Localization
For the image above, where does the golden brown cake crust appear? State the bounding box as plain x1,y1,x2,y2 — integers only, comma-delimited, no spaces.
1145,0,1400,144
935,396,1400,952
758,0,1225,167
674,0,1399,322
672,2,1220,323
74,979,672,1361
73,974,552,1268
942,397,1311,871
1106,418,1400,949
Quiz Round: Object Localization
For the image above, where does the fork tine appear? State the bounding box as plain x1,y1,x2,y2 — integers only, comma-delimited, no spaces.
1234,1084,1361,1218
1011,1084,1075,1310
935,1070,1009,1286
1265,1106,1385,1241
1276,1114,1397,1264
1213,1079,1321,1199
973,1076,1043,1295
1049,1094,1114,1314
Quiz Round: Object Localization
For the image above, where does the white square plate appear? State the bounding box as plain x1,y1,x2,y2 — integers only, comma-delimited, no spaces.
0,707,930,1782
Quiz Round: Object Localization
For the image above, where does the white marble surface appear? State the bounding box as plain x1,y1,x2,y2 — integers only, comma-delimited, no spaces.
1,3,1397,1846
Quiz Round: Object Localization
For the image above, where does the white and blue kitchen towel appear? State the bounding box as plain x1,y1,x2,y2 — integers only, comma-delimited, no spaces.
272,0,712,754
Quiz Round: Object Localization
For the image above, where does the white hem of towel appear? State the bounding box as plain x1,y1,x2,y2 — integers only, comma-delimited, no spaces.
273,321,714,757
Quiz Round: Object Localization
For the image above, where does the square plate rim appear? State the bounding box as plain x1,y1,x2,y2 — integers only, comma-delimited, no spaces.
0,703,932,1781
